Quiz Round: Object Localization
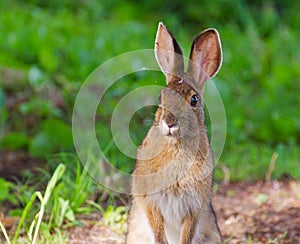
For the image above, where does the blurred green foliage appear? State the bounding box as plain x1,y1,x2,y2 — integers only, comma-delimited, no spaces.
0,177,17,204
0,0,299,180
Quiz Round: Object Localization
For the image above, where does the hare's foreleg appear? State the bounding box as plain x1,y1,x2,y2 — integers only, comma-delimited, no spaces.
179,215,197,244
145,204,168,244
179,208,222,244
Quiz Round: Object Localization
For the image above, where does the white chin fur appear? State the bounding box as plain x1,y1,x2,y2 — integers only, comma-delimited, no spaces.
170,126,178,135
160,120,170,135
160,120,179,135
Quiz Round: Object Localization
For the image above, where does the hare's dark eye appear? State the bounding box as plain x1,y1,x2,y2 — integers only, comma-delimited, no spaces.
190,94,199,107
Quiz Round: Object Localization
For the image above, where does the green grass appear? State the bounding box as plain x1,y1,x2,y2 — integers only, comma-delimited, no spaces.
215,142,300,181
0,159,127,243
0,1,300,179
0,157,99,243
0,0,299,179
1,164,66,243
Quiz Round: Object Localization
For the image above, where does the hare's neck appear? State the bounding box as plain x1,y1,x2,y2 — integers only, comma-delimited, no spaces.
182,126,210,161
136,126,211,172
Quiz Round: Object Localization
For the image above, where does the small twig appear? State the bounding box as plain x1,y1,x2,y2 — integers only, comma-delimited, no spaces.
265,152,279,182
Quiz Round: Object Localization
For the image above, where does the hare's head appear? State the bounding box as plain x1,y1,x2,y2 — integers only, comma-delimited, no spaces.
153,22,222,141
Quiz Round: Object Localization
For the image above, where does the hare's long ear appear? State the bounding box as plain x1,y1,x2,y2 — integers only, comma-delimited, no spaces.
187,28,222,94
155,22,184,84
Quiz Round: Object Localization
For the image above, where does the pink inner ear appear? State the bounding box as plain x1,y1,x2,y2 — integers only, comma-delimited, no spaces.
155,23,184,83
155,26,176,78
187,29,222,86
199,35,219,78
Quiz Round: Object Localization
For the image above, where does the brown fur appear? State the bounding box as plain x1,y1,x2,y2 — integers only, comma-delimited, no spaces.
126,22,223,244
180,215,197,244
146,205,168,244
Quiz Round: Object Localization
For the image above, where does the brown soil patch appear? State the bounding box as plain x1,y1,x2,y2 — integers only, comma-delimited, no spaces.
214,180,300,243
68,225,123,244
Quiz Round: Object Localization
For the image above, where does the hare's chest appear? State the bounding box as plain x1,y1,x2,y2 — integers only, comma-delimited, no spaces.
148,186,202,227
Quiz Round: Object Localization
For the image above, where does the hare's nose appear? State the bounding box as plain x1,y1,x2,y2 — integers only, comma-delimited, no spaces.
166,115,178,128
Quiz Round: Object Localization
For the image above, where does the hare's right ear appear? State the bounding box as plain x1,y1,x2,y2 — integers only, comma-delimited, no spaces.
155,22,184,84
187,29,222,94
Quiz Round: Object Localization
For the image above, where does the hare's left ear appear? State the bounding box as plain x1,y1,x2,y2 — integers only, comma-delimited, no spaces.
155,22,184,84
187,28,222,94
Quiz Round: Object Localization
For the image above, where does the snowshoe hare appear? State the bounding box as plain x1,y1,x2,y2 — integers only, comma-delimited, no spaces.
126,22,223,244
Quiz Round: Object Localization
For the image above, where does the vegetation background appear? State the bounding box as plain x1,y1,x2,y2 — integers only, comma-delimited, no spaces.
0,0,299,242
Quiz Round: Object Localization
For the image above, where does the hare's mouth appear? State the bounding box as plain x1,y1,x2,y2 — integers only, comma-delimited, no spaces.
160,120,179,136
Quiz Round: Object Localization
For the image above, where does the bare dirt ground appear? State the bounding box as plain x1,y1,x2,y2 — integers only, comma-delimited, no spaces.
68,180,300,244
214,180,300,243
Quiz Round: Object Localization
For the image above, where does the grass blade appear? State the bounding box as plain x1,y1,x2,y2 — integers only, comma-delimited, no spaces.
0,220,12,244
13,192,37,244
32,164,65,244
